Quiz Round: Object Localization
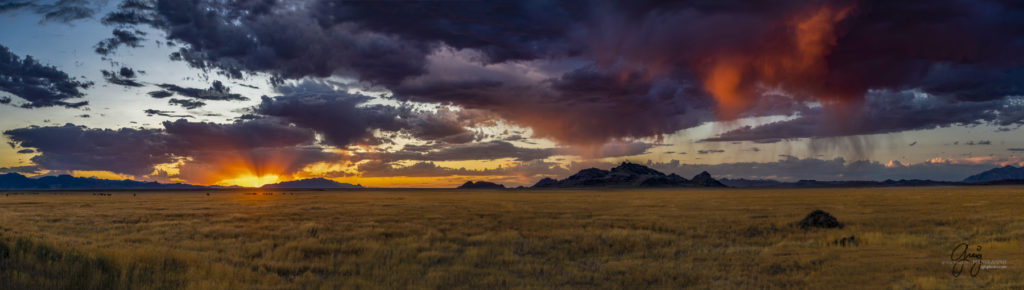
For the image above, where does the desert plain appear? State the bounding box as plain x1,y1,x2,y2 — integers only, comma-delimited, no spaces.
1,186,1022,289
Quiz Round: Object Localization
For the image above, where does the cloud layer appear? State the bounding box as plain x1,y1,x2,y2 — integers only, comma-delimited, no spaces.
95,0,1024,144
3,0,1024,186
3,118,333,182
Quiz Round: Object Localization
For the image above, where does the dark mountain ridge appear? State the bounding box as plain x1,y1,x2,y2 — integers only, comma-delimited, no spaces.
6,165,1022,190
260,178,363,189
0,173,365,190
532,162,726,188
0,172,207,190
457,181,505,189
963,165,1024,183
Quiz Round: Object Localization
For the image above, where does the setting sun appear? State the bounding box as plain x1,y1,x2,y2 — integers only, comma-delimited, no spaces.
216,174,282,188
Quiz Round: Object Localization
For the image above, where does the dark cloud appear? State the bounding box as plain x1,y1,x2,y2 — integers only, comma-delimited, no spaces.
95,28,146,55
401,107,474,143
356,140,654,164
0,164,41,174
576,1,1024,110
697,149,725,154
155,81,247,101
256,89,403,147
393,57,717,144
103,0,431,84
144,109,191,118
366,141,555,163
97,0,716,144
100,0,156,26
98,0,1024,143
147,90,173,98
4,124,175,175
257,81,475,147
356,160,569,179
704,91,1023,142
1009,148,1024,152
560,141,655,158
16,148,33,154
161,118,315,151
167,98,204,109
965,140,991,146
0,1,32,13
356,161,468,178
0,43,92,108
101,67,143,87
434,131,476,145
0,0,97,23
3,119,337,182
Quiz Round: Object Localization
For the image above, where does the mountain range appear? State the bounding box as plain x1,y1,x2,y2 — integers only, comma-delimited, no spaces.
457,181,506,189
718,178,965,188
715,165,1024,188
0,173,362,190
963,166,1024,183
3,165,1023,190
531,162,727,188
0,173,208,190
260,178,362,189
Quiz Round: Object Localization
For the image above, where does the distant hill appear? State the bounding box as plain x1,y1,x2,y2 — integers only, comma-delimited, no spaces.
720,177,982,188
0,173,363,190
260,178,363,189
457,181,505,189
719,178,787,188
533,162,726,188
0,173,206,190
964,166,1024,183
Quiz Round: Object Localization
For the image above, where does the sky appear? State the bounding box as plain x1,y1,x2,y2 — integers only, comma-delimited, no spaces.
0,0,1022,188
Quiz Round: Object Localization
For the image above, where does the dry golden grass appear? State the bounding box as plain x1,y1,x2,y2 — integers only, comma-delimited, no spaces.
1,186,1023,289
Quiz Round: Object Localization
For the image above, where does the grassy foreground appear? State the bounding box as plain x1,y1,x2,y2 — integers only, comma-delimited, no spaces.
1,187,1022,289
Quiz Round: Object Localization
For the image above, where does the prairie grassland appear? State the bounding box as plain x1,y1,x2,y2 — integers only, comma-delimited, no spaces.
0,186,1022,289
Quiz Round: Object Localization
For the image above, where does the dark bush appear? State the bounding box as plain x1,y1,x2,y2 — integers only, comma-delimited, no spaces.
796,209,844,229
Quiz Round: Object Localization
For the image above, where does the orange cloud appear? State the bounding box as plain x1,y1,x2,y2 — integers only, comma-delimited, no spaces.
701,4,855,119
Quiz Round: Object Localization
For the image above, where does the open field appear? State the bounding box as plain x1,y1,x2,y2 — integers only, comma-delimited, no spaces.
1,187,1023,289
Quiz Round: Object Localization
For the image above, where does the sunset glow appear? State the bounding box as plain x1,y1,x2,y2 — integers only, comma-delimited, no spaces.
216,174,282,188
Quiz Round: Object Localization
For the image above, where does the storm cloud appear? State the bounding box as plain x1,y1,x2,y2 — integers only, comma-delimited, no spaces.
365,141,556,163
4,0,1024,186
4,124,175,175
0,43,93,108
3,119,335,181
256,81,475,147
93,0,1024,144
704,91,1024,143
